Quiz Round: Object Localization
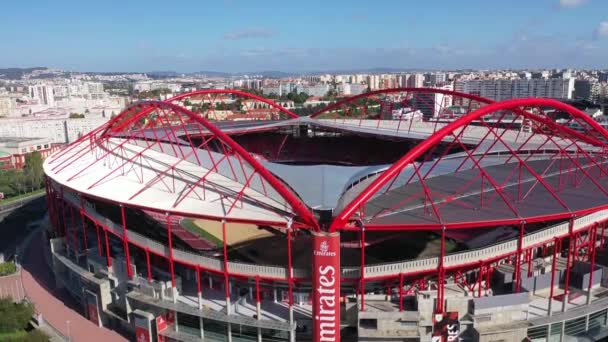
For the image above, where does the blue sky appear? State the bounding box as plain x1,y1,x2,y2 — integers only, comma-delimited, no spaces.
0,0,607,72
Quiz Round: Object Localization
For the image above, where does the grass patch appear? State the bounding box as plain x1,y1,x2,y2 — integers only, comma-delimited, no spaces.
0,330,27,340
0,189,45,205
0,261,17,276
180,219,223,248
0,329,49,341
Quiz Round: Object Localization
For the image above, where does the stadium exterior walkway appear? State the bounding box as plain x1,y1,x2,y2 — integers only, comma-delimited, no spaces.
21,231,126,342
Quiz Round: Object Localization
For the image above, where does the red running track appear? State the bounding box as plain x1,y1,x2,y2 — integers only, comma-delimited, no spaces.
144,210,215,251
21,232,127,342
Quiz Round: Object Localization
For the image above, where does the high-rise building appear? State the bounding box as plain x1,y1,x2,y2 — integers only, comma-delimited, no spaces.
429,73,447,86
454,78,574,101
407,74,424,88
366,75,380,90
0,97,15,117
29,85,55,107
414,83,454,118
573,80,592,101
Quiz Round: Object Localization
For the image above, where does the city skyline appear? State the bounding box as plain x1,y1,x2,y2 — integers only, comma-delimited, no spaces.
1,0,607,72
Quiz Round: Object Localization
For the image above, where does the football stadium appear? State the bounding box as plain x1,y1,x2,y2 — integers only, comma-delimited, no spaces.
42,88,608,341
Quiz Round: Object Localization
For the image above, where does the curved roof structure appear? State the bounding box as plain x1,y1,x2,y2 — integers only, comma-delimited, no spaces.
45,99,318,229
331,98,608,230
44,89,608,234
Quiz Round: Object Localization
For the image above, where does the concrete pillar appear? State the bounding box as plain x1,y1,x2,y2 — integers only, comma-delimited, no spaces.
226,296,232,342
289,306,295,342
257,301,262,342
197,291,204,339
174,310,179,333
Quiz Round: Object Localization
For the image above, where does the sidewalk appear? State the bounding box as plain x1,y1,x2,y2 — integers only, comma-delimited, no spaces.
21,231,127,342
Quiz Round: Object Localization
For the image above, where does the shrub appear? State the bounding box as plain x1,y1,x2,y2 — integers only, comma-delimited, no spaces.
24,329,49,342
0,299,34,333
0,262,17,276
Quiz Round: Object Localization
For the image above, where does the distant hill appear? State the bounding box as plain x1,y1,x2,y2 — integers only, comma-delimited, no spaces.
0,67,47,79
192,70,296,78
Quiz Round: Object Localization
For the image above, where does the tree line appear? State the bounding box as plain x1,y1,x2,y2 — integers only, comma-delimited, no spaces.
0,152,45,199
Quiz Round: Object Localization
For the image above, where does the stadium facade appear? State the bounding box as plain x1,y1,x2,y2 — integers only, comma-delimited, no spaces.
42,88,608,341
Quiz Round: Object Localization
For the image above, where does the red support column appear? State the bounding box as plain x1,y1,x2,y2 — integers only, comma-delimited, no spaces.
103,228,112,269
60,187,66,236
485,265,492,290
287,227,294,308
562,218,575,311
196,265,201,295
70,206,78,253
221,220,230,301
79,201,88,251
548,238,558,315
601,222,605,249
95,223,102,257
515,222,525,293
146,248,152,282
587,224,598,304
527,249,533,278
360,226,366,311
478,261,483,298
120,206,132,279
167,213,176,288
399,273,404,312
437,226,446,314
255,275,260,306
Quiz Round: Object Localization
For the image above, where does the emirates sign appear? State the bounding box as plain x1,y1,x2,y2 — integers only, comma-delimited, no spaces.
312,231,340,342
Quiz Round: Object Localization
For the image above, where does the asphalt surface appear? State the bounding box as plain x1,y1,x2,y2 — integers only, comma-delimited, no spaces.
21,230,127,342
0,197,46,258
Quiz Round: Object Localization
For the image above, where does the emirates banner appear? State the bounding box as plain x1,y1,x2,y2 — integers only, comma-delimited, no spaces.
134,313,152,342
312,231,340,342
135,327,150,342
432,312,460,342
156,312,169,342
84,290,99,326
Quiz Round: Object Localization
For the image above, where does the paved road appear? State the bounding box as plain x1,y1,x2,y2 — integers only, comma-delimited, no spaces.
0,273,25,301
0,197,46,258
21,231,127,342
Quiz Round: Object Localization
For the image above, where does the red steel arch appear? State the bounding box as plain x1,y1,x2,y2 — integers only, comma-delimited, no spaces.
105,89,299,134
330,97,608,231
310,87,495,119
49,100,318,229
166,89,300,118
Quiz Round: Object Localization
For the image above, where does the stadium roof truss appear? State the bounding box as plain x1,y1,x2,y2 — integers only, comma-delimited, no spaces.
330,98,608,231
44,97,318,229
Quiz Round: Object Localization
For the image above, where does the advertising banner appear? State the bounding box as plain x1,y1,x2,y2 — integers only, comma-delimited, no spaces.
432,312,460,342
311,231,340,342
84,290,99,326
133,312,152,342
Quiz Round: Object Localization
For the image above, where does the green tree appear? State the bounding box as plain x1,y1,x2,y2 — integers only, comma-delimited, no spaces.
23,329,49,342
24,152,44,190
0,299,34,333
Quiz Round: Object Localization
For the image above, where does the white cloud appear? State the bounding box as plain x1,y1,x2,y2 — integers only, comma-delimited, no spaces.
223,27,273,40
595,21,608,39
559,0,587,8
